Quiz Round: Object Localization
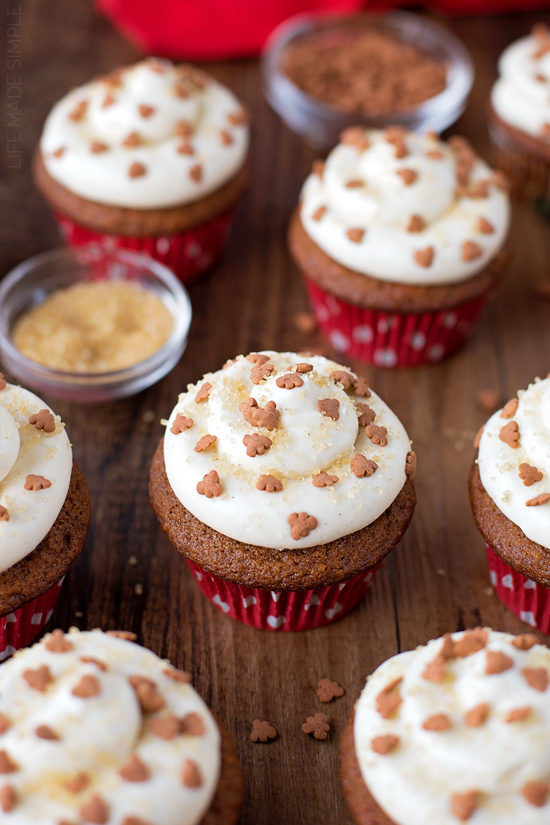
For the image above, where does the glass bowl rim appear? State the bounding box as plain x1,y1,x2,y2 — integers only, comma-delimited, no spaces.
262,9,475,128
0,244,193,386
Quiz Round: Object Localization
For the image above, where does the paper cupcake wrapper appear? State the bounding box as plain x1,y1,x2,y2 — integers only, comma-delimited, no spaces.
52,208,236,285
489,119,550,201
0,577,65,662
485,544,550,634
186,560,381,631
304,278,489,368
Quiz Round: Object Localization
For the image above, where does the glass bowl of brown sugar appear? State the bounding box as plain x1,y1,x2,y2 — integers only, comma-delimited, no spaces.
0,245,192,403
262,10,474,150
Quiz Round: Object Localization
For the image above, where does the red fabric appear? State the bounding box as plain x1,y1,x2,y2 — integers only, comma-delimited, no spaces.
94,0,550,60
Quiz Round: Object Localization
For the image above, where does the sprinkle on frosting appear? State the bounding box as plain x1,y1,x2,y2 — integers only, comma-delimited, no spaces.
195,383,212,403
288,512,318,540
499,420,520,448
41,60,249,209
312,471,339,487
171,415,194,434
354,629,550,825
256,474,283,492
519,463,543,486
300,129,509,286
351,455,378,478
356,403,375,426
317,398,340,420
276,373,304,389
366,424,388,447
526,493,550,507
243,433,272,457
194,434,217,453
197,470,222,498
29,408,56,433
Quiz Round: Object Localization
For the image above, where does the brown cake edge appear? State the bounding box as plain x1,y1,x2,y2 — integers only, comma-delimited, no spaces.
288,208,509,314
201,715,244,825
469,459,550,587
0,462,92,615
149,439,416,591
341,713,396,825
33,149,249,237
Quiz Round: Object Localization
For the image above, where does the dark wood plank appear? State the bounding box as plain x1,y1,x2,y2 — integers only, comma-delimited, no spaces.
2,6,550,825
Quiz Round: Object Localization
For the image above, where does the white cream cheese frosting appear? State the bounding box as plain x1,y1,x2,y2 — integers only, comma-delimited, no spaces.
300,128,509,286
0,628,221,824
354,628,550,825
491,26,550,141
40,59,249,209
0,381,72,573
163,352,413,549
477,376,550,550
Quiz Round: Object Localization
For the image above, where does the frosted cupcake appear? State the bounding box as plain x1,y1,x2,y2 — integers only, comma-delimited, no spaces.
341,628,550,824
0,376,91,657
490,24,550,200
470,375,550,634
0,628,243,824
288,127,510,368
150,351,416,631
33,58,249,283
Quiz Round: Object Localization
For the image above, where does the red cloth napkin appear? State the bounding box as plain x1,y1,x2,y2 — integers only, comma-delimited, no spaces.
94,0,550,60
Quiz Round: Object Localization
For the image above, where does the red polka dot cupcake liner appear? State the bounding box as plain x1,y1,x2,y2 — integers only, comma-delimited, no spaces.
304,278,490,368
485,544,550,634
52,207,236,285
186,560,381,631
0,577,65,662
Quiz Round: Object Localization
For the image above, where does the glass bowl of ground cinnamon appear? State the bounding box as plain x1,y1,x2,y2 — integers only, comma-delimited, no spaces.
262,11,474,149
0,245,192,402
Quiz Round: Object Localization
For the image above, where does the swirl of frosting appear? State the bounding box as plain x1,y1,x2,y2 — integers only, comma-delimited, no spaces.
491,25,550,141
163,352,412,549
354,629,550,825
0,382,72,573
40,59,249,209
478,376,550,550
299,128,510,286
0,629,220,824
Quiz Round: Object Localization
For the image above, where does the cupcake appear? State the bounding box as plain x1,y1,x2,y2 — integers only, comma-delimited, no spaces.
470,375,550,634
0,627,243,824
0,375,91,657
33,58,249,283
341,628,550,824
150,351,416,631
288,128,510,368
490,24,550,200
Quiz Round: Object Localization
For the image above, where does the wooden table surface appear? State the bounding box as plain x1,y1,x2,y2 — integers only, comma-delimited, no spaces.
3,4,550,823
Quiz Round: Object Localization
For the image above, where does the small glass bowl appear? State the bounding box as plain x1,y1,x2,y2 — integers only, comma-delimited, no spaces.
262,10,474,150
0,245,192,403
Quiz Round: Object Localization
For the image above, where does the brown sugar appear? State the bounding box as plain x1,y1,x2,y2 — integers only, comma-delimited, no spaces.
12,281,173,373
282,27,447,116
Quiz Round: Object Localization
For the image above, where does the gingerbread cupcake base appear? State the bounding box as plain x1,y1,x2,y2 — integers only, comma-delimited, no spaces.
341,713,395,825
489,106,550,201
289,211,508,367
202,716,243,825
34,151,249,284
0,462,91,658
150,440,415,591
470,460,550,633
